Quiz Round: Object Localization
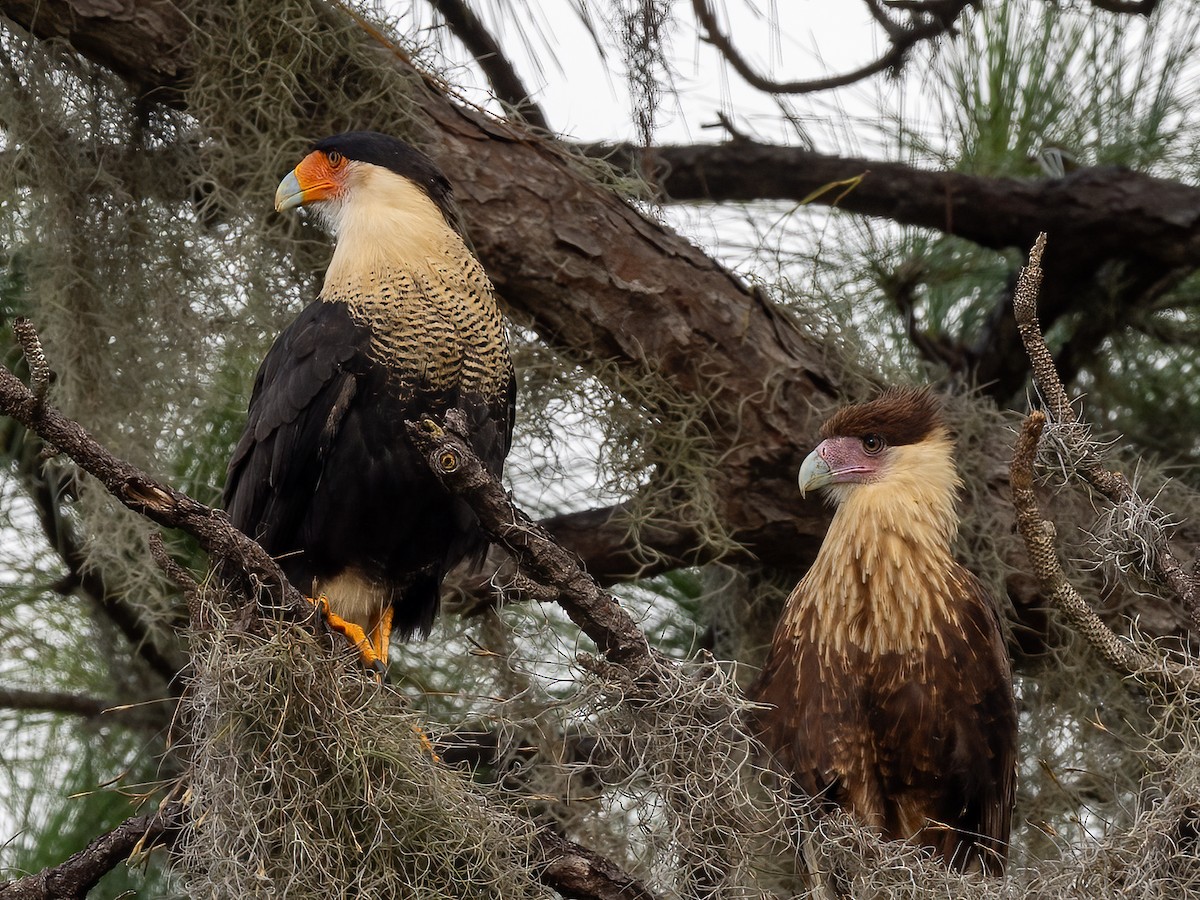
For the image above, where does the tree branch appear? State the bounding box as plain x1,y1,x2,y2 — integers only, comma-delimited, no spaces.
1087,0,1160,14
1009,407,1200,696
0,337,187,688
0,0,1195,654
23,450,188,687
590,141,1200,271
1012,236,1200,628
0,326,661,900
1009,411,1147,675
0,686,168,730
590,139,1200,400
535,830,660,900
0,0,190,94
423,0,550,131
0,320,308,621
0,802,182,900
691,0,973,95
407,412,659,675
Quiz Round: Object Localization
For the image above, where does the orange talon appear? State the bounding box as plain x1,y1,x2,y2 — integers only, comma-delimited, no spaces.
312,595,385,677
370,606,394,668
412,723,441,762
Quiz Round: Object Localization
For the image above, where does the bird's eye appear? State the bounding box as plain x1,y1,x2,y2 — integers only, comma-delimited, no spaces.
862,434,885,455
327,150,344,167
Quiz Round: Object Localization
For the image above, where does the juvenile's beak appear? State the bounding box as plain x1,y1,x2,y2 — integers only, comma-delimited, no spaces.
797,447,833,499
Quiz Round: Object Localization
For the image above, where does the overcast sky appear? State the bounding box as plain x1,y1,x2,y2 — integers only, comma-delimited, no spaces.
405,1,891,146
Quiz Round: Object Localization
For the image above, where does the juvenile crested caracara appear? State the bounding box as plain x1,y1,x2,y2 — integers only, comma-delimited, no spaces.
224,132,514,669
750,387,1017,874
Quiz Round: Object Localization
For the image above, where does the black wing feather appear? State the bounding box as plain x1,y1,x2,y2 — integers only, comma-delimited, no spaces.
225,297,514,638
225,300,365,551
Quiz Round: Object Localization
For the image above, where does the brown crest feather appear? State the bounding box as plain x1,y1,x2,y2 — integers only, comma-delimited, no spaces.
820,386,943,447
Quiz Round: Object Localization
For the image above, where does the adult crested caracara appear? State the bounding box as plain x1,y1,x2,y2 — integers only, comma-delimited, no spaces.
224,132,514,669
750,387,1017,874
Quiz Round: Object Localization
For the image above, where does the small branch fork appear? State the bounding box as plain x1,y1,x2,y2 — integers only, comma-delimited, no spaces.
691,0,1156,99
692,0,974,95
1009,236,1200,690
0,322,661,900
407,412,661,679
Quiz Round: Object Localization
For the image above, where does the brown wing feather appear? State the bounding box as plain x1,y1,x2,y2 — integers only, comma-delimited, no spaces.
750,588,887,823
750,565,1016,874
869,566,1015,872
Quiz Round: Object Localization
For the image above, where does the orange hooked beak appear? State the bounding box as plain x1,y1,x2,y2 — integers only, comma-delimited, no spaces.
275,150,346,212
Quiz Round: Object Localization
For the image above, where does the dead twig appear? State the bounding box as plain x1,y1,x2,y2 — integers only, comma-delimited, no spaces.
1009,237,1200,693
1010,412,1146,675
692,0,973,95
148,533,206,631
406,410,661,678
1013,234,1199,629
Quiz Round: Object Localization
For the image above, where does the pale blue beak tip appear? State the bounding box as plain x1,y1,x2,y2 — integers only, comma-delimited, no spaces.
275,170,303,212
797,448,833,499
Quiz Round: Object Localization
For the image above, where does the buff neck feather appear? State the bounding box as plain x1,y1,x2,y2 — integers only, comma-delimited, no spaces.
319,164,467,292
792,430,965,657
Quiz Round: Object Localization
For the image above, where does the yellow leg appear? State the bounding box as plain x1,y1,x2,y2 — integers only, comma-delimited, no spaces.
370,605,394,667
313,596,384,675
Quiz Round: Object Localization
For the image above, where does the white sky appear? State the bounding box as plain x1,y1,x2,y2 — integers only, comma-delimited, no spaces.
405,0,889,146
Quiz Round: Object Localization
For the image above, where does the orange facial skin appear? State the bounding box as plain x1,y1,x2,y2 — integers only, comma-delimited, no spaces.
275,149,348,211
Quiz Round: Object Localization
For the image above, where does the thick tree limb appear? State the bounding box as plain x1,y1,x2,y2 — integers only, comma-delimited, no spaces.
0,0,189,93
0,802,182,900
0,0,1195,652
588,141,1200,269
591,140,1200,400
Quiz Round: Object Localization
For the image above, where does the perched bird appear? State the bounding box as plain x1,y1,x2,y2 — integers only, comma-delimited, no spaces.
750,387,1017,874
225,131,515,669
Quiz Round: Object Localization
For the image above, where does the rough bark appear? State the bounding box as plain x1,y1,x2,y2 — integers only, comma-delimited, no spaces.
0,803,182,900
598,142,1200,269
409,412,663,674
594,140,1200,400
0,331,668,900
535,830,662,900
0,0,839,576
0,0,190,90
